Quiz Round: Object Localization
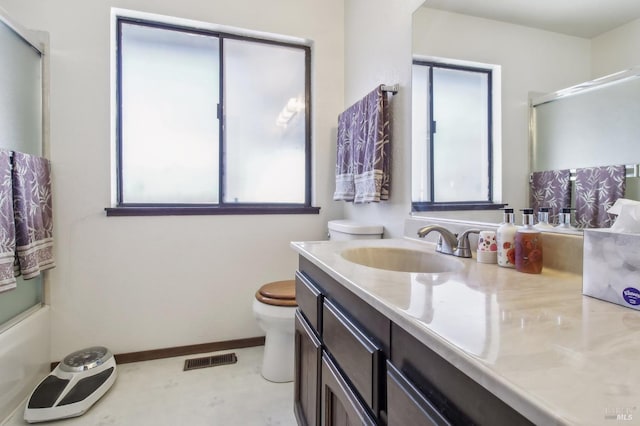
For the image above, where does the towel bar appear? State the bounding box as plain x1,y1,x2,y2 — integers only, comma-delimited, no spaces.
381,84,399,94
529,164,639,183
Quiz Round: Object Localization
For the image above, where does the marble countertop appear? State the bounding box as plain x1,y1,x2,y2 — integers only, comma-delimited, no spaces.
291,238,640,426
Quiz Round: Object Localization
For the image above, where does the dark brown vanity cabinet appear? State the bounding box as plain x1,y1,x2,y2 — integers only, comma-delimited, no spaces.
294,260,388,426
294,256,532,426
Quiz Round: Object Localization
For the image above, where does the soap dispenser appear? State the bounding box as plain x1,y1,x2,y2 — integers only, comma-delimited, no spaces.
555,208,576,231
534,207,555,230
496,208,517,268
515,208,543,274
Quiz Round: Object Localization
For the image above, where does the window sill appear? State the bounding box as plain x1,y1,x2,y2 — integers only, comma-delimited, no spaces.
105,205,321,217
412,202,507,212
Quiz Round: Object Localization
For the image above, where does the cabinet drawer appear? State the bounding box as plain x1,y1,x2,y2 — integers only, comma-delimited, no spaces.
321,353,376,426
387,361,450,426
322,299,381,414
296,271,322,333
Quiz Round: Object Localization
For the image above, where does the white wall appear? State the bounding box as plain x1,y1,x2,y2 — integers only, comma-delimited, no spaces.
410,8,592,221
342,0,424,238
0,0,344,361
591,18,640,78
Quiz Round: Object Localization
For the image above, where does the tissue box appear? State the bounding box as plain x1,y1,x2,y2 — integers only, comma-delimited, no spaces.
583,229,640,310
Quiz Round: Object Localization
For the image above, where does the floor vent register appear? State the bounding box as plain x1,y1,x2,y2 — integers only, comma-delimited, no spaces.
183,353,238,371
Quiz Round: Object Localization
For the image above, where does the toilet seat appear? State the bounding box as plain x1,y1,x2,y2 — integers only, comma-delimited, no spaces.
255,280,297,307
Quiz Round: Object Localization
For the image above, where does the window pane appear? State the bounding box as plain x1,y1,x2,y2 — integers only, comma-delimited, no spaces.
120,23,220,204
432,67,489,202
223,39,306,204
411,64,430,202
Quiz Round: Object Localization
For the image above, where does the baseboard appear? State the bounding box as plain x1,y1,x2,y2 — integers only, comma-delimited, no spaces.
50,336,265,370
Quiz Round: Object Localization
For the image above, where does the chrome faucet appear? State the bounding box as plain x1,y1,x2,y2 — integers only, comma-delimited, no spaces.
417,225,481,258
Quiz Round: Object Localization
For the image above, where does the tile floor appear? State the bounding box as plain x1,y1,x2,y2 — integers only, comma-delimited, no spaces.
3,346,297,426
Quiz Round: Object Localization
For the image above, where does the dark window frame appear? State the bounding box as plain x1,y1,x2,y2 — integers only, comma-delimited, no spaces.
412,60,504,212
106,16,318,217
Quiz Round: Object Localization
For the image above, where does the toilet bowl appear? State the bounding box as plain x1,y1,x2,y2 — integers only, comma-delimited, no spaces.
252,280,297,383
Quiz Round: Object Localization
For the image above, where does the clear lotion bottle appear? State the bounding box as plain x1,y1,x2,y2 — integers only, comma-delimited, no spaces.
497,208,517,268
515,208,543,274
534,207,555,230
556,208,576,231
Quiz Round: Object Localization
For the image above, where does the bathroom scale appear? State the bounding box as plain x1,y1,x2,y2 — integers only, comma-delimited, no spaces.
24,346,117,423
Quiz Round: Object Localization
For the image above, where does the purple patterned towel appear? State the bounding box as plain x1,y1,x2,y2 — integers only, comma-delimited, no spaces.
12,152,54,279
529,169,571,225
333,85,390,203
0,150,16,293
575,165,626,228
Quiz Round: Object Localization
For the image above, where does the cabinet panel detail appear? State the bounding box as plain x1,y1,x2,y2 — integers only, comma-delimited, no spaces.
387,361,450,426
321,353,376,426
296,271,322,332
294,310,322,426
322,299,380,414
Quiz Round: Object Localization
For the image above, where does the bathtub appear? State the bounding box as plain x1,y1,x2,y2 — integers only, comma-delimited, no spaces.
0,306,50,422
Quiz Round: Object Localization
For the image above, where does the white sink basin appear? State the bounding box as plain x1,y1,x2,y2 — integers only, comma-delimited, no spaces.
340,247,464,273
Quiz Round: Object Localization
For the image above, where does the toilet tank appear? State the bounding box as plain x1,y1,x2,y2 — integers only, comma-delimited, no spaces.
328,220,384,241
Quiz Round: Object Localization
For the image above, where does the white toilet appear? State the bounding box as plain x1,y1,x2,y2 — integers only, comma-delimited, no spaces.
328,219,384,240
252,221,383,383
253,280,297,382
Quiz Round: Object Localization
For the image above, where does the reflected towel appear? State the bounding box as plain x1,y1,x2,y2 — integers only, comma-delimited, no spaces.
12,152,54,279
334,85,390,203
575,165,626,228
0,150,16,293
529,169,571,225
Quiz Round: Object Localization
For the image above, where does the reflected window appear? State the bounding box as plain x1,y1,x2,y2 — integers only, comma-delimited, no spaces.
115,17,312,212
412,61,500,211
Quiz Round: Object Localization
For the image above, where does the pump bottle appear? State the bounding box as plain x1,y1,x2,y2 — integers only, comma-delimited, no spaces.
496,208,517,268
515,208,543,274
556,208,576,231
534,207,555,230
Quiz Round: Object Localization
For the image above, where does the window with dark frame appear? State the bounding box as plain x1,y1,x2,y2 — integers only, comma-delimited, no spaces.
412,61,503,212
107,16,317,216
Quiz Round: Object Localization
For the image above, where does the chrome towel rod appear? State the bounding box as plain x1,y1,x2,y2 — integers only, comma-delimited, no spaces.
529,164,639,183
381,84,399,94
567,164,639,181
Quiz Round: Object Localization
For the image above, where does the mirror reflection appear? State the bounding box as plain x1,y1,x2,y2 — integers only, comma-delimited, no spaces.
412,1,640,229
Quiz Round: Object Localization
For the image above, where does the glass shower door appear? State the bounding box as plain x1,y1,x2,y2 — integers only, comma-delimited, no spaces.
0,18,45,327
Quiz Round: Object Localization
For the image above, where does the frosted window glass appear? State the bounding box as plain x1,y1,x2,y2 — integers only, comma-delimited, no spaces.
0,20,43,325
120,23,220,204
432,68,489,202
223,39,306,203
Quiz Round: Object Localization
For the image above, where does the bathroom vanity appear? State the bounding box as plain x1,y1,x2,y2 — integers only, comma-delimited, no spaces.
291,238,640,425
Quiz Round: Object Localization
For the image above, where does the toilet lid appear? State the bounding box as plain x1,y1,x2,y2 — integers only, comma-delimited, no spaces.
255,280,297,307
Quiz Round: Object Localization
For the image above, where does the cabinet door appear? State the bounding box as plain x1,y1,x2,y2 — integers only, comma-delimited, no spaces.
295,310,322,426
387,362,451,426
321,353,376,426
322,300,381,414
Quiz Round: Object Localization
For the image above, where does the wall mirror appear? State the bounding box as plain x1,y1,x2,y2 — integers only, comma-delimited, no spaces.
411,0,640,229
530,68,640,205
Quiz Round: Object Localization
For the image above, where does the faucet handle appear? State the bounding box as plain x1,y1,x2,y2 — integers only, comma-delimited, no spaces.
454,229,482,258
436,233,457,255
